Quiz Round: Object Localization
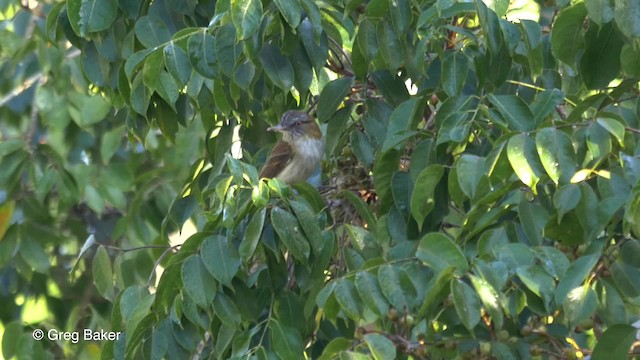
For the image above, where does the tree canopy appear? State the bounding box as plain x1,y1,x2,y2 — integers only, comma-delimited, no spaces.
1,0,640,359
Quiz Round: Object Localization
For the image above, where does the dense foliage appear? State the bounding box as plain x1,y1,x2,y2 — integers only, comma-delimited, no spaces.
1,0,640,358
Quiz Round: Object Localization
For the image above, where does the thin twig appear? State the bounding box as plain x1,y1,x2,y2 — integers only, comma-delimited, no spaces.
145,244,182,288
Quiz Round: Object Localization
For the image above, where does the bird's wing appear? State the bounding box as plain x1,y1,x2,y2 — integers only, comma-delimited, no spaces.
259,140,293,179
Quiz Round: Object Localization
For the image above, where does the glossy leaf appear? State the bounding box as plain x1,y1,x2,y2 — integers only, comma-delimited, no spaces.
507,134,544,191
535,128,577,185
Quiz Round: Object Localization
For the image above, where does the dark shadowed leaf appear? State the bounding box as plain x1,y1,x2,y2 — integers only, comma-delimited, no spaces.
317,77,354,123
591,324,637,360
259,44,294,90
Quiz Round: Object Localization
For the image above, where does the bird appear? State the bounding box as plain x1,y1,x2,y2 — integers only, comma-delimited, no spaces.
259,110,324,185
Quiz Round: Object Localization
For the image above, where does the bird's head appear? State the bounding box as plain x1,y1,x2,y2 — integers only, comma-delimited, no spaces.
267,110,322,142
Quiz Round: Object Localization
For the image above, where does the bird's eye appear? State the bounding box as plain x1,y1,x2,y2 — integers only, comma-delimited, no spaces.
295,121,302,126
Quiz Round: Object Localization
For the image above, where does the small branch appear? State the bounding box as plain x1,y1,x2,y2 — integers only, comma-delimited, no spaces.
145,244,182,288
101,244,175,253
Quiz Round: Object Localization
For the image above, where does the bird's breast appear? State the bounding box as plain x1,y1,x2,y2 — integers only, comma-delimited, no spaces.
277,138,324,184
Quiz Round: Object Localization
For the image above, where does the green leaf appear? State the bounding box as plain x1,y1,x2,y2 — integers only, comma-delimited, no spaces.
324,106,352,158
364,333,396,360
317,77,354,123
391,172,413,218
274,0,302,28
181,255,216,307
259,44,294,90
554,254,599,304
2,322,23,359
518,201,547,245
164,43,191,87
334,278,362,320
519,20,543,79
535,246,570,279
456,154,485,199
585,0,615,26
234,60,256,91
373,149,401,211
378,264,408,310
614,0,640,39
318,338,352,360
621,44,640,77
200,235,241,286
580,21,625,89
476,0,504,54
271,207,310,261
339,190,376,230
289,200,324,254
188,31,217,79
485,0,509,17
381,98,420,153
100,126,124,163
355,271,389,317
591,324,637,360
239,207,266,260
516,266,555,307
93,246,114,301
299,18,328,71
270,320,303,359
610,260,640,298
215,24,240,77
551,3,587,68
442,52,469,96
507,134,544,192
451,279,481,331
563,285,597,326
134,15,170,48
231,0,263,40
417,233,468,274
469,274,504,329
596,117,625,147
79,0,117,35
530,89,564,124
553,184,581,220
535,128,577,185
212,292,242,327
389,0,412,34
411,165,444,230
488,95,535,132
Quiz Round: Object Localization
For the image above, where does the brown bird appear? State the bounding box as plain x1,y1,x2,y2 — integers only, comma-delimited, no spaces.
259,110,324,185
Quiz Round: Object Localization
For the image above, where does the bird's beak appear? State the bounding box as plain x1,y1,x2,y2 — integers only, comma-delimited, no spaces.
267,124,285,132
